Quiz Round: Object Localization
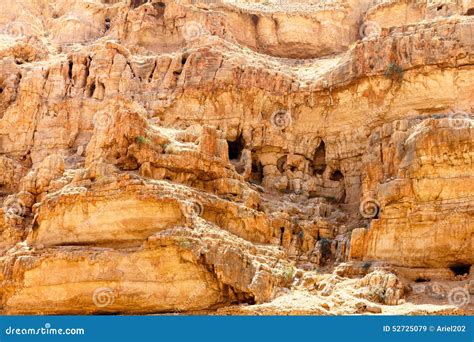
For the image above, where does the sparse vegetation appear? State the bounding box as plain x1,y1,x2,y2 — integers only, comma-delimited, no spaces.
283,265,296,282
135,135,151,145
384,63,404,81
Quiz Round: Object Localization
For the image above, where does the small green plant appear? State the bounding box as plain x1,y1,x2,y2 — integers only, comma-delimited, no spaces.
283,265,296,282
384,63,404,81
135,135,151,145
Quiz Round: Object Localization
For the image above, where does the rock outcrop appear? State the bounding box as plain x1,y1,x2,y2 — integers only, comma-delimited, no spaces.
0,0,472,315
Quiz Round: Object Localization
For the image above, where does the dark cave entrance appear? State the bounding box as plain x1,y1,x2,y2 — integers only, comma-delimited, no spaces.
88,82,96,97
227,135,244,161
277,155,287,173
414,278,430,283
449,264,471,276
153,1,166,18
250,159,263,185
251,14,259,25
330,169,344,181
312,140,326,175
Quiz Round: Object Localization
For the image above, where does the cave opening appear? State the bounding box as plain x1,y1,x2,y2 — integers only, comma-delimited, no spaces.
467,8,474,15
449,264,471,276
280,227,285,245
277,155,287,173
319,238,332,259
330,169,344,181
312,140,326,175
88,82,96,97
105,17,111,32
153,1,166,16
181,53,189,65
251,14,259,25
414,278,430,283
131,0,148,9
68,60,73,79
245,297,256,305
227,135,244,161
250,159,263,185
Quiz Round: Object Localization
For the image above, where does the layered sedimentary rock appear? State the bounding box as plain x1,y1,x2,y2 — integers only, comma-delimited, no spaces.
350,118,474,268
0,0,472,314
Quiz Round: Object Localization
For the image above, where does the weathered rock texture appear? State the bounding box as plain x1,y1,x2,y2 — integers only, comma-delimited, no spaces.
0,0,472,315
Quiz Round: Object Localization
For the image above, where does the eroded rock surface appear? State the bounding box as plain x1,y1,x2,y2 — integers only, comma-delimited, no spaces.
0,0,472,315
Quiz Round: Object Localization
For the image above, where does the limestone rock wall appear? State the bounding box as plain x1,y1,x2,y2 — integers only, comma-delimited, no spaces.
0,0,472,314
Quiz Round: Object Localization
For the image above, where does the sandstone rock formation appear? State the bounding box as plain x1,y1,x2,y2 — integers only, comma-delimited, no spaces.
0,0,472,315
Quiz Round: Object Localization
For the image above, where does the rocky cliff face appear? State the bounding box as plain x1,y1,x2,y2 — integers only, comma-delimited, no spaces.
0,0,472,315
